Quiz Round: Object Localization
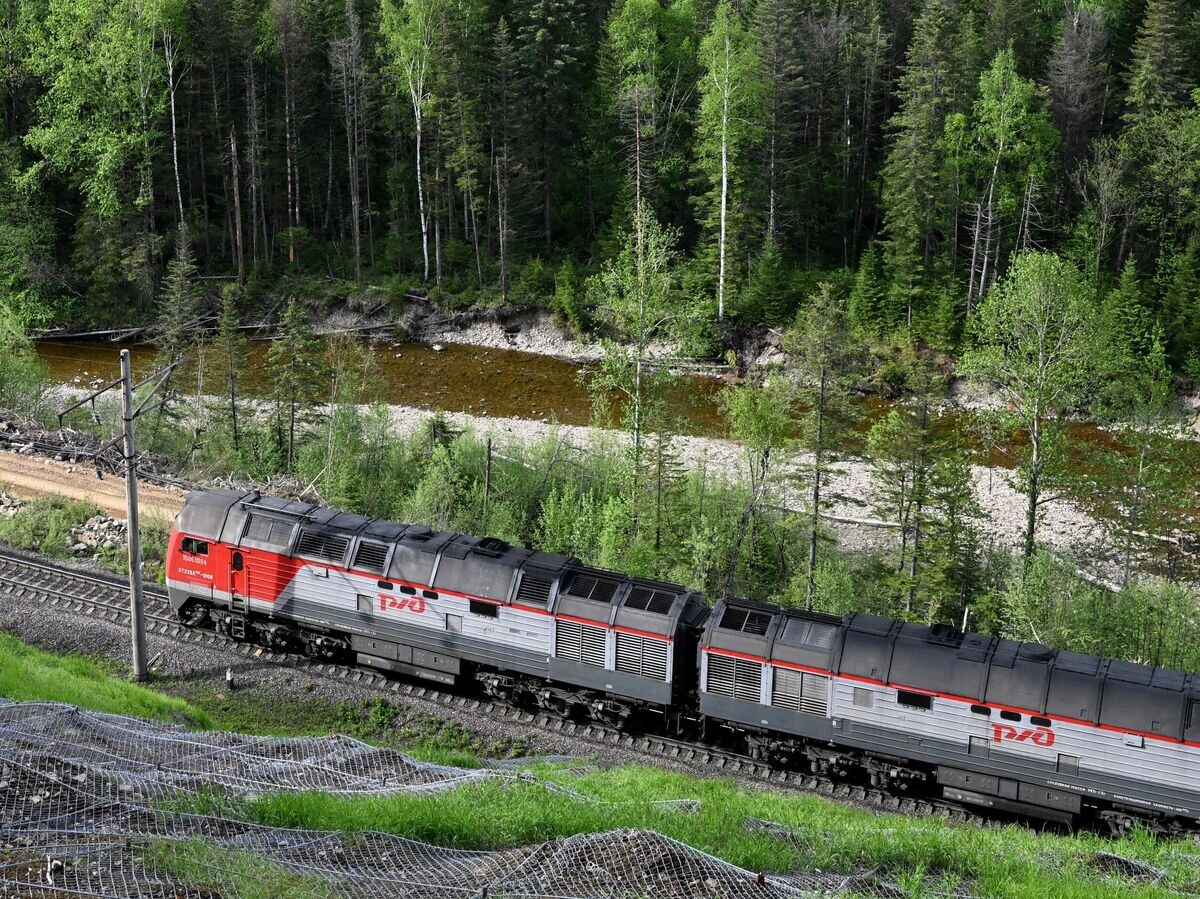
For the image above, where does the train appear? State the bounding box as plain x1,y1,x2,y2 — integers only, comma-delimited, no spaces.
166,489,1200,835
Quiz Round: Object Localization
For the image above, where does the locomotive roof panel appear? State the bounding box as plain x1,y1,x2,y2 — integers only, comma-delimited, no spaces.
362,519,409,542
176,490,249,540
614,578,702,636
890,623,990,698
556,567,628,623
772,610,843,669
704,598,782,656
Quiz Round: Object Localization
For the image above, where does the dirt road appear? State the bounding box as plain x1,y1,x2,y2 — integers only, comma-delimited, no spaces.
0,450,185,522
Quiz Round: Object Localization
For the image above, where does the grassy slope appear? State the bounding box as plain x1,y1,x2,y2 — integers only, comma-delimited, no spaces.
241,770,1197,899
2,634,1200,896
0,631,208,724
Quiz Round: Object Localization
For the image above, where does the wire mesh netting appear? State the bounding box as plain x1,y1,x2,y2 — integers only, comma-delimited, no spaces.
0,699,902,898
2,700,1193,898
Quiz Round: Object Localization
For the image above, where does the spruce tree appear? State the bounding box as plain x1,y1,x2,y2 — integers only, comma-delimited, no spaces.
268,299,328,474
879,0,974,327
743,235,792,325
1123,0,1192,125
847,242,890,335
211,284,247,450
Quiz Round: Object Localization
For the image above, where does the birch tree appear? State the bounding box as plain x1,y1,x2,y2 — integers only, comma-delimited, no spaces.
332,0,368,285
718,375,793,596
696,0,763,321
964,251,1101,560
491,18,517,299
382,0,440,283
953,50,1056,312
161,0,187,225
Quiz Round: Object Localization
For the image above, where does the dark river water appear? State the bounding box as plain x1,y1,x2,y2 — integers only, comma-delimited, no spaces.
36,338,731,436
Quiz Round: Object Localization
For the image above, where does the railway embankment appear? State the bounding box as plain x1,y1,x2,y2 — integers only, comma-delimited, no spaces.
0,626,1198,897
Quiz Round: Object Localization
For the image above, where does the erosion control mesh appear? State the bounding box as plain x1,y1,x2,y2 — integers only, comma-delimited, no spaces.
0,700,888,898
0,700,1185,898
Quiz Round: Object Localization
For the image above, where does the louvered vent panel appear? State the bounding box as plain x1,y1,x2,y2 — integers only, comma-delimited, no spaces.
353,541,389,574
580,623,607,667
800,672,829,716
245,515,292,545
625,586,676,615
615,633,669,680
718,606,772,636
515,574,553,606
772,669,829,716
556,620,607,668
296,531,350,563
565,573,621,604
556,620,582,663
705,654,762,703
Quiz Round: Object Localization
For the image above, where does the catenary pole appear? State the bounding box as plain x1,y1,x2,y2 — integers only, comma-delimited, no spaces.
120,349,149,682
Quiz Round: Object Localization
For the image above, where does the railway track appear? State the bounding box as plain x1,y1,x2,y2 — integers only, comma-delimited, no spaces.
0,546,983,825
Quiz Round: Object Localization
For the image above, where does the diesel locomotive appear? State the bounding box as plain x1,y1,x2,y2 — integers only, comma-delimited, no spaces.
167,489,1200,835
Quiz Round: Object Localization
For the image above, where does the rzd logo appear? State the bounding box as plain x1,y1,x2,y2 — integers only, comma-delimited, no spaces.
380,594,426,614
992,723,1055,747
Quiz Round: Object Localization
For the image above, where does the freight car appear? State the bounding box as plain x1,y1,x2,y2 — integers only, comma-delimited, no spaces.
167,489,1200,835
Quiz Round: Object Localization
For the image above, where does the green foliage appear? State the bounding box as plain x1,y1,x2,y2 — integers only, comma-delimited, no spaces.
510,257,552,305
550,260,588,332
267,299,328,472
230,735,1200,898
1000,553,1200,670
0,495,101,559
740,236,792,325
964,252,1102,558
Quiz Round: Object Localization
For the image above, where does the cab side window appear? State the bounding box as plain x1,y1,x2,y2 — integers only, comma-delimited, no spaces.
181,537,209,556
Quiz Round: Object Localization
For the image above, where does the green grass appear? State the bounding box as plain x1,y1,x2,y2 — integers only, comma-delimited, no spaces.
0,631,209,725
0,491,170,581
146,839,337,899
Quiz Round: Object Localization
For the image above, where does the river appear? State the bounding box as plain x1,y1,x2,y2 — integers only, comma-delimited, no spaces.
36,338,730,436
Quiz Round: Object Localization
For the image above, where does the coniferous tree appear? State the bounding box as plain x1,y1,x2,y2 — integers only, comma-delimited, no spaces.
743,236,793,325
879,0,973,328
847,241,891,334
268,299,328,474
155,226,201,370
211,284,247,450
1047,6,1108,189
1123,0,1192,126
514,0,588,253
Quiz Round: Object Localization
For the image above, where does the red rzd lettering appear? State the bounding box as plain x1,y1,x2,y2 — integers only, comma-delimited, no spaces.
379,594,426,614
992,723,1055,747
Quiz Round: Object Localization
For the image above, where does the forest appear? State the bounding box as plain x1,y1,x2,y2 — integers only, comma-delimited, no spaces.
1,0,1200,367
